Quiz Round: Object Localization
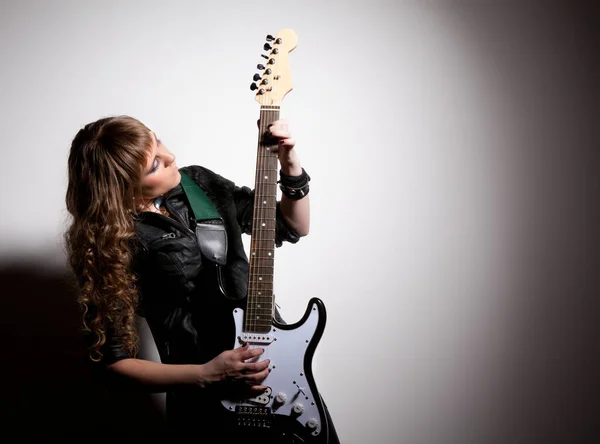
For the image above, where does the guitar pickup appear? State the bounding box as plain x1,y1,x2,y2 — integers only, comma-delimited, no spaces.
239,332,274,345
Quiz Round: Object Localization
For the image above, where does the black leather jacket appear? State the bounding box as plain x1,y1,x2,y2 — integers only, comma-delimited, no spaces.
104,164,299,365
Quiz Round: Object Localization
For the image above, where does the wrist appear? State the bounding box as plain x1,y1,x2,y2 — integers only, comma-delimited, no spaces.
279,150,302,176
191,364,209,388
280,163,303,176
278,167,311,200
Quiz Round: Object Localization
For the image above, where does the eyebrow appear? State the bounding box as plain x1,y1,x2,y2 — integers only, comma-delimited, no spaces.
144,132,159,175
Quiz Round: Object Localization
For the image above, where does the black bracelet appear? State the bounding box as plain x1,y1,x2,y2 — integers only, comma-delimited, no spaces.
278,168,311,200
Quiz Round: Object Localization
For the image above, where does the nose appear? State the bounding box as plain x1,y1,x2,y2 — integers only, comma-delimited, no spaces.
165,151,176,165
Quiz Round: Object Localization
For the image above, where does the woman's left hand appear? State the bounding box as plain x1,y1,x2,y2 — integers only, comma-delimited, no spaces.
259,119,302,176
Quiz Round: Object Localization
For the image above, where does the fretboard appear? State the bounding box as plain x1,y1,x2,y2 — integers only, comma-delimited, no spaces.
245,105,280,333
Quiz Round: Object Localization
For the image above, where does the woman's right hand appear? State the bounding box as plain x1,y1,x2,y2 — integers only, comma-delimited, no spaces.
198,343,270,395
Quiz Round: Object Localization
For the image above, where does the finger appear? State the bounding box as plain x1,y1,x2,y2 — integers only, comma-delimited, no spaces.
244,367,270,384
234,342,249,352
278,138,296,149
248,385,269,395
240,347,264,361
269,128,291,139
243,359,270,373
270,118,289,127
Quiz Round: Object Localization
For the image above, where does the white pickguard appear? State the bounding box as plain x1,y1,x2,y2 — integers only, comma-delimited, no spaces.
221,300,324,437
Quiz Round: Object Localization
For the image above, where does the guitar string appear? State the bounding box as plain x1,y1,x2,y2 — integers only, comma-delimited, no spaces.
250,107,277,334
248,57,280,335
251,106,268,333
249,107,263,333
258,106,276,333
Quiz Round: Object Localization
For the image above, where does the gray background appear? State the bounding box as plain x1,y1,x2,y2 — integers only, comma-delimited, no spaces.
0,1,597,443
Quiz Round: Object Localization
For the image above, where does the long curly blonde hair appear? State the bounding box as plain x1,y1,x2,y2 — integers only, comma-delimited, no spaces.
65,115,153,362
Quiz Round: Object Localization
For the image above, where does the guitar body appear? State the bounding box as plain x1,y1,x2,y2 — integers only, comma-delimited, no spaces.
221,298,331,443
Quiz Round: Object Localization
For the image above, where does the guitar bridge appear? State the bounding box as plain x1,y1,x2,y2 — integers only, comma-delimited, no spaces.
236,406,272,429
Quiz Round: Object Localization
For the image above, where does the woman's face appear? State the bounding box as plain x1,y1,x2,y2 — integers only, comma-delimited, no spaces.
139,131,181,199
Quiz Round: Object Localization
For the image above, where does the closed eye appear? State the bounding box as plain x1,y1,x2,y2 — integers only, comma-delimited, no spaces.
149,158,160,173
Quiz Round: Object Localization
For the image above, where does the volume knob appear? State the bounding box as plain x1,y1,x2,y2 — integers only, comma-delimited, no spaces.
292,403,304,414
275,392,287,404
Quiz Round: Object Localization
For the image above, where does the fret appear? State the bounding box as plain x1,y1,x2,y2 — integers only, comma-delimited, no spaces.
243,325,274,330
248,261,275,268
244,318,273,324
244,317,273,321
248,286,274,292
252,224,276,231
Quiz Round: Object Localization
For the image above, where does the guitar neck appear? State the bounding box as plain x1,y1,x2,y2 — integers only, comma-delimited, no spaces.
245,105,280,333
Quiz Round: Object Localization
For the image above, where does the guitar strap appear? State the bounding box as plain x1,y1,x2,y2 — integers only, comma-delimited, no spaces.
179,170,228,266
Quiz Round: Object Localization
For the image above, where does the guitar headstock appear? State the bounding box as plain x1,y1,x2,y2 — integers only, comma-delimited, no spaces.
250,29,298,106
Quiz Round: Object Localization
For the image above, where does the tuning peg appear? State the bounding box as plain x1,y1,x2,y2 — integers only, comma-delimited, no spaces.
265,68,272,75
275,38,282,44
250,83,258,91
268,58,275,65
261,54,268,59
264,43,272,51
266,34,274,41
253,74,261,81
257,64,265,70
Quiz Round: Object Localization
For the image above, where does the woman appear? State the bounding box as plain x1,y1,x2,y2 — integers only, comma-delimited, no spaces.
65,115,337,442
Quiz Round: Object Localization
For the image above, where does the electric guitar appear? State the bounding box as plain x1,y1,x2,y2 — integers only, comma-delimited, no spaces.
220,29,332,443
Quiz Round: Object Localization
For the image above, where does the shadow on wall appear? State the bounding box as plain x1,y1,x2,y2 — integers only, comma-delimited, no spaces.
0,260,166,441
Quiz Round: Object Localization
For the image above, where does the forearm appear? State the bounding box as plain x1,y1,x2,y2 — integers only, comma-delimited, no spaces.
279,153,310,236
108,358,201,392
280,194,310,236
